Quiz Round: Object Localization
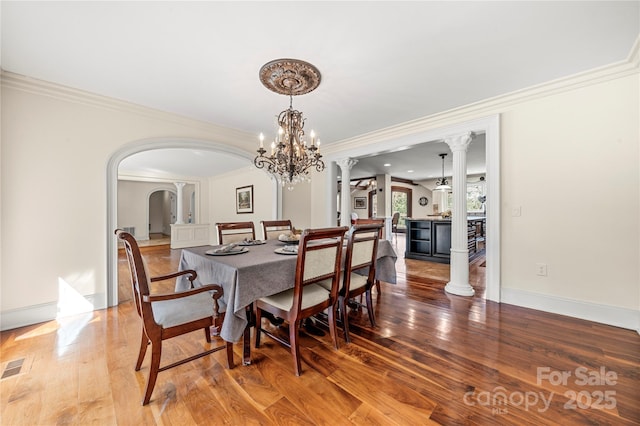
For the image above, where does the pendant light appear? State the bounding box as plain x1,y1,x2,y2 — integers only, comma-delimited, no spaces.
435,153,451,191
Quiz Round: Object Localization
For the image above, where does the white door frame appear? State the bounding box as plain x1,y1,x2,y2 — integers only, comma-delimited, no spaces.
106,138,257,307
323,114,501,302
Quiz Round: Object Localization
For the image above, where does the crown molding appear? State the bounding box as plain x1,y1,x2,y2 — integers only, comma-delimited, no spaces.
324,36,640,155
3,32,638,154
117,172,202,184
0,70,255,145
627,33,640,66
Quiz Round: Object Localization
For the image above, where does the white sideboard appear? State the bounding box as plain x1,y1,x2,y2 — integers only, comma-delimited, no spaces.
170,223,211,249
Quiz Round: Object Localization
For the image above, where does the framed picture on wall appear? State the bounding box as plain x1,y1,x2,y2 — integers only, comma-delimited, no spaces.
236,185,254,214
354,197,367,209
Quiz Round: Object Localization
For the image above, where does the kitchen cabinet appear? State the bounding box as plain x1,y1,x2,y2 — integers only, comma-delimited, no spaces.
405,217,485,263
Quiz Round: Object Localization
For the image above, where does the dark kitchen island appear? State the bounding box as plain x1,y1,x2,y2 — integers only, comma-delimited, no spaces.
405,217,485,263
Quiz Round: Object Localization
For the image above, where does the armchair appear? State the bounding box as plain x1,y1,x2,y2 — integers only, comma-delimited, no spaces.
116,229,234,405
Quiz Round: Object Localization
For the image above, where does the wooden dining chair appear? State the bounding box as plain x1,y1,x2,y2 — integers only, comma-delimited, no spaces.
261,219,293,240
254,226,348,376
116,229,234,405
353,218,385,238
391,212,400,235
216,221,256,244
318,223,382,343
352,218,384,294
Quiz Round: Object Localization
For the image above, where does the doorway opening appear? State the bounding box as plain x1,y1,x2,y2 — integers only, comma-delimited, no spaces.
324,115,500,302
149,189,176,238
107,138,257,307
391,186,412,232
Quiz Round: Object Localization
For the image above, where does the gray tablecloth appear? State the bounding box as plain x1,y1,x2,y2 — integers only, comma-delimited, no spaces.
177,239,397,342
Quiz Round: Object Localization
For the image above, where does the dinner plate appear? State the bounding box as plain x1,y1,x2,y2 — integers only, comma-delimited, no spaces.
205,247,249,256
278,235,300,245
238,240,266,246
274,247,298,255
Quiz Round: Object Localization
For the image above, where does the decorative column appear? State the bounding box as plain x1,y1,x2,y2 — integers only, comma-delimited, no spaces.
336,158,357,227
444,132,475,296
174,182,186,224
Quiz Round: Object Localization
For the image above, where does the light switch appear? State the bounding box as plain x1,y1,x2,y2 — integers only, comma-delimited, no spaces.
512,206,521,217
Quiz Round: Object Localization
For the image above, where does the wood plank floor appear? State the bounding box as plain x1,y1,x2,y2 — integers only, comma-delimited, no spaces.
2,238,639,425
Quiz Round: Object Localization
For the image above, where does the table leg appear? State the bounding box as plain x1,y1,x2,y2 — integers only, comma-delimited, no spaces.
243,304,254,365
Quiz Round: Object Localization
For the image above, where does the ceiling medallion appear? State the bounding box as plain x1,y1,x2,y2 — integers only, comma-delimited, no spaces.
259,58,321,96
255,59,325,189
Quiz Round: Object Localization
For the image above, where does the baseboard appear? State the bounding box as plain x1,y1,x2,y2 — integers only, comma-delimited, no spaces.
4,288,636,335
501,288,640,332
0,293,106,332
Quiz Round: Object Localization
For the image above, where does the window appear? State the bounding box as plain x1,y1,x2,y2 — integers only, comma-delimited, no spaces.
467,179,486,213
441,178,485,214
391,186,412,229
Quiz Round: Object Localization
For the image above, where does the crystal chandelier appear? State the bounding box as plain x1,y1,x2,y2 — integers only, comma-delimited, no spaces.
254,59,325,189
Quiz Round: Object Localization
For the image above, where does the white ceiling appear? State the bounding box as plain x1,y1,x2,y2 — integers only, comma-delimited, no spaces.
2,2,638,181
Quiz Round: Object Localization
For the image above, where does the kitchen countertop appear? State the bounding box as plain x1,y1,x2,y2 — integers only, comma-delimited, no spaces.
407,216,486,221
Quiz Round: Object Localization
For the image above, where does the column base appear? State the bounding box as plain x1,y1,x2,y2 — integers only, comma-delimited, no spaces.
444,281,475,297
447,248,474,296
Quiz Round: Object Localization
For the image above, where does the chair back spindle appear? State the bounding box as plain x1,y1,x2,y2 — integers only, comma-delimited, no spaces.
261,219,293,240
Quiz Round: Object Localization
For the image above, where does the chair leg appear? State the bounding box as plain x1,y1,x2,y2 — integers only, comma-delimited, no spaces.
242,321,252,365
254,308,262,348
290,319,302,376
375,279,381,294
339,296,351,344
327,305,339,350
142,341,162,405
204,327,212,343
226,342,235,369
365,289,377,327
135,330,149,371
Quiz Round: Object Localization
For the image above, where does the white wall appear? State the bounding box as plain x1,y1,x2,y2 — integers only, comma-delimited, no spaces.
208,167,276,242
117,180,179,239
350,187,371,217
499,74,638,310
313,63,639,329
283,181,313,232
119,175,209,228
0,73,255,328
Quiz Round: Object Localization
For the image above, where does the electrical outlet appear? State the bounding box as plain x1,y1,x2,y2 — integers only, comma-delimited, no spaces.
536,263,548,276
512,206,522,217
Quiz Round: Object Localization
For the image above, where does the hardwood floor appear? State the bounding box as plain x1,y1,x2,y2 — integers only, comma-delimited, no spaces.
2,238,638,425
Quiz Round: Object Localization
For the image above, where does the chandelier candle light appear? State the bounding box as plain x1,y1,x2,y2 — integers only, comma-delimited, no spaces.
254,59,325,189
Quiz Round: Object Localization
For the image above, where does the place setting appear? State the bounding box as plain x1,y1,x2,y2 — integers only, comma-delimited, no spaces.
205,243,249,256
274,245,299,255
238,238,266,246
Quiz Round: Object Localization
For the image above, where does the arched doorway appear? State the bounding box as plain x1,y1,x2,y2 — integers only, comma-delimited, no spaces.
148,189,176,239
106,138,261,307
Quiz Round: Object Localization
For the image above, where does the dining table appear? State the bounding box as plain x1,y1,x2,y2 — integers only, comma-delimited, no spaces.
175,237,397,364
